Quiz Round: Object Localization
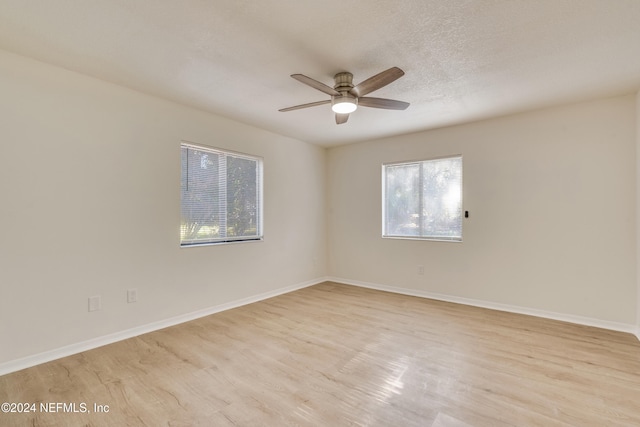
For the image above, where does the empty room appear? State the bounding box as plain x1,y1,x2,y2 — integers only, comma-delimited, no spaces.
1,1,640,426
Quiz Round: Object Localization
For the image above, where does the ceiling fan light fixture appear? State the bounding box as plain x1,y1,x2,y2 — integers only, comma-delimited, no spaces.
331,95,357,114
280,67,408,124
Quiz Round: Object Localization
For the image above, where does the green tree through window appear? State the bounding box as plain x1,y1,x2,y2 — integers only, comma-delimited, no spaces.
180,143,262,246
383,156,462,241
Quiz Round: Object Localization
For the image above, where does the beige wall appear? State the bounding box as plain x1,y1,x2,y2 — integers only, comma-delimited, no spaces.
0,50,327,366
328,95,637,327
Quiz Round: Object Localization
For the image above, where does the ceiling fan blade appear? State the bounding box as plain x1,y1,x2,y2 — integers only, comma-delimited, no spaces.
279,99,331,112
335,113,349,124
358,97,410,110
291,74,340,96
350,67,405,97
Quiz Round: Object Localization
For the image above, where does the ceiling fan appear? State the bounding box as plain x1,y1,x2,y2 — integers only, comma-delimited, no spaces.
279,67,410,124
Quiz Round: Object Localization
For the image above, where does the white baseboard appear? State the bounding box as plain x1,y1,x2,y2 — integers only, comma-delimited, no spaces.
328,276,638,337
0,277,328,377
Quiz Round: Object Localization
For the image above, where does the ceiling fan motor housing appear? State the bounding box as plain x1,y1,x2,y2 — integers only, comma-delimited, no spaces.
333,72,354,92
332,72,358,113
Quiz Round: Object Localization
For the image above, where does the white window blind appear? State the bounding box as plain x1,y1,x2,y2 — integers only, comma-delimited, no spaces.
180,143,263,246
383,155,462,241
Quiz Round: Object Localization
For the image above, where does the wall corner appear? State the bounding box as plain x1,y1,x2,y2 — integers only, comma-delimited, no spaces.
636,89,640,341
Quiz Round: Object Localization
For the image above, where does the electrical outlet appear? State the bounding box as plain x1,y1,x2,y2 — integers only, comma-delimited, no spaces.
127,288,138,303
417,265,425,275
88,295,101,312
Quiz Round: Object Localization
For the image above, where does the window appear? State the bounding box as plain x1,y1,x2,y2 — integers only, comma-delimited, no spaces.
382,155,462,241
180,143,263,246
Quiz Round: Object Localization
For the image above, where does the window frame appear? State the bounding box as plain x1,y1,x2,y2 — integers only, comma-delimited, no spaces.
180,142,264,247
382,154,463,243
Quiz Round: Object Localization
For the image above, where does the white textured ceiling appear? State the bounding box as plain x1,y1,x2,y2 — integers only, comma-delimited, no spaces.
1,1,639,147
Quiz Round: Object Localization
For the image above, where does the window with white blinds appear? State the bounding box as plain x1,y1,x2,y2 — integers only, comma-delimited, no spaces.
180,143,263,246
383,155,462,242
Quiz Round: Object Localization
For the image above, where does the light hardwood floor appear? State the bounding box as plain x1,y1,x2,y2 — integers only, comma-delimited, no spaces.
1,282,640,426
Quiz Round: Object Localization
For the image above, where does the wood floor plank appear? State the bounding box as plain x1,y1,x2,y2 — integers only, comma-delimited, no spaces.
1,281,640,426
